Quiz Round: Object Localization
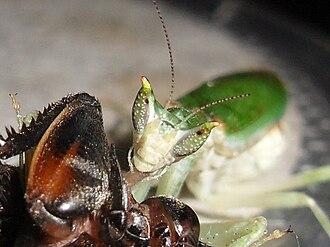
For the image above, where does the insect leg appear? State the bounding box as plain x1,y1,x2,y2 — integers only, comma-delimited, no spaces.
100,144,129,243
185,162,330,236
156,156,196,197
199,217,268,247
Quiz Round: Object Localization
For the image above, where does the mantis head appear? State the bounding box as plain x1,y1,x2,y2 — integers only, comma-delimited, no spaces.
130,76,219,173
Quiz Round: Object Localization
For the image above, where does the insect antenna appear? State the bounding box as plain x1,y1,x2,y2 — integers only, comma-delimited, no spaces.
182,93,250,123
9,93,24,131
252,225,300,247
9,93,27,186
287,226,301,247
152,0,175,108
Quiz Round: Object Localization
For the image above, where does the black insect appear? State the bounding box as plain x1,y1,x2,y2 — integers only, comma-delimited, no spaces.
0,93,211,246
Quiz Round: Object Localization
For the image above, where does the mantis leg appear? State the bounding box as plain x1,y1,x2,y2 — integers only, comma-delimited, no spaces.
199,217,267,247
156,156,196,197
202,191,330,237
200,216,293,247
190,166,330,239
131,156,196,202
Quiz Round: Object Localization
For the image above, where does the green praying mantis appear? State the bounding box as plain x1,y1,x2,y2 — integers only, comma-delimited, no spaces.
127,71,330,246
123,0,330,246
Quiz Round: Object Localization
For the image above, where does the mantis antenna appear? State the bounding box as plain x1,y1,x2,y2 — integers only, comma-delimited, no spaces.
152,0,175,107
183,93,251,123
